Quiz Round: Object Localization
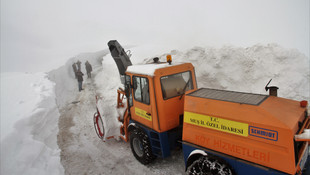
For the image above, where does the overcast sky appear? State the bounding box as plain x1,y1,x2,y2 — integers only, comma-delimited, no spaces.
1,0,309,72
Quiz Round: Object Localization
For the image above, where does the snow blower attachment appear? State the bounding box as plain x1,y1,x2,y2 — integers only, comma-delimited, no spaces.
93,40,132,142
93,96,107,140
93,96,116,141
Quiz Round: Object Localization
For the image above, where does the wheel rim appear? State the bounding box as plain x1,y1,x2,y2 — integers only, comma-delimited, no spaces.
132,137,143,157
188,156,232,175
190,157,212,175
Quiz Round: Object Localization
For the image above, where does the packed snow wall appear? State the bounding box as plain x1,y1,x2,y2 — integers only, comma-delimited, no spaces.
156,44,309,102
0,72,64,175
48,50,108,108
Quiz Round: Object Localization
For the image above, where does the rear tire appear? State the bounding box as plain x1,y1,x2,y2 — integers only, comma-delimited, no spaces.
130,129,154,164
187,155,234,175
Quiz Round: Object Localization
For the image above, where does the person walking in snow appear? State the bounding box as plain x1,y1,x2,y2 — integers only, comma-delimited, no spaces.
76,70,84,92
72,63,78,79
76,60,82,71
85,61,93,78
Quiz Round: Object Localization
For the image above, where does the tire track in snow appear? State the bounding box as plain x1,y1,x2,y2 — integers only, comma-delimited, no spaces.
57,70,132,174
57,68,157,175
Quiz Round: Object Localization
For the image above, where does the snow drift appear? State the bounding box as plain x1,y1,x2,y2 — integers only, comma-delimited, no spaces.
1,72,64,175
165,44,309,101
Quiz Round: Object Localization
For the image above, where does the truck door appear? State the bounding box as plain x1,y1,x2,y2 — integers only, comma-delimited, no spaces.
131,76,153,128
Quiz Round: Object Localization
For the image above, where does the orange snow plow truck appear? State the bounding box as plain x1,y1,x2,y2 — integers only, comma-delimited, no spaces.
93,40,310,175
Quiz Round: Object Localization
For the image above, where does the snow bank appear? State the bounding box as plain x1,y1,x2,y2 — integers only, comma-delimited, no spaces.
0,72,64,175
159,44,309,101
1,72,43,140
0,50,108,175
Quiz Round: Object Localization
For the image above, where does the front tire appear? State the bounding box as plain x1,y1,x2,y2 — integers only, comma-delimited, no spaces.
130,129,154,164
187,155,234,175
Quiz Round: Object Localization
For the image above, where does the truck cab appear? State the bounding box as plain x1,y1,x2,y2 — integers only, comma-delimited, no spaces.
123,62,198,162
98,40,200,163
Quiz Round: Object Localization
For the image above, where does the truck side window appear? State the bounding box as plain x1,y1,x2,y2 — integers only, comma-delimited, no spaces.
133,76,150,104
160,71,193,99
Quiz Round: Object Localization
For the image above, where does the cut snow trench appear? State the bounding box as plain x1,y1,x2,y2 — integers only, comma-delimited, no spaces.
54,51,184,175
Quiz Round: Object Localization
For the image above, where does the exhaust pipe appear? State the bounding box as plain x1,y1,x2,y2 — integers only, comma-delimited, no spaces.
265,79,279,97
267,86,279,97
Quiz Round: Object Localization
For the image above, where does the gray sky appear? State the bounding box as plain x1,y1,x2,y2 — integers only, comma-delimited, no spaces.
1,0,309,72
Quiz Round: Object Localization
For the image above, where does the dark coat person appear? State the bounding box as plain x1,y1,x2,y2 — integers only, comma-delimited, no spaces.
72,63,78,79
76,70,84,92
85,61,93,78
76,60,82,71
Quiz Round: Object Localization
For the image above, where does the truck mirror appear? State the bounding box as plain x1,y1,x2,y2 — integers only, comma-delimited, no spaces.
125,75,131,86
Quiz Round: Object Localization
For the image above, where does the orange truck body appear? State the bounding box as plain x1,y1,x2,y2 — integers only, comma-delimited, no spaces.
183,88,309,174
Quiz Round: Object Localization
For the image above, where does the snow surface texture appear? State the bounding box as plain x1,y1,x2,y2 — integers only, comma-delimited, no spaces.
126,62,183,76
1,43,309,175
169,44,310,101
1,72,64,175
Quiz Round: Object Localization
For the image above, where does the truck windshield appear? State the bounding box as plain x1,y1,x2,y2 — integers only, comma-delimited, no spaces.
160,71,193,100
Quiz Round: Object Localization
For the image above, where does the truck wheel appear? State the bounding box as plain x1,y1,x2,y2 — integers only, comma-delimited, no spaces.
187,155,234,175
130,129,154,164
